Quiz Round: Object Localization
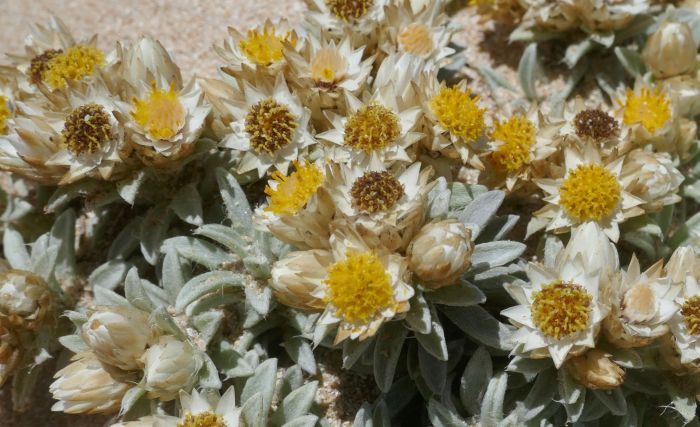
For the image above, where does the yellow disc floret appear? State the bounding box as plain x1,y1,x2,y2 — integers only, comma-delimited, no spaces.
531,281,592,340
559,164,621,222
398,23,434,57
29,49,62,84
238,24,294,66
326,0,374,21
0,96,10,135
430,87,486,142
61,103,112,156
350,171,405,213
311,47,348,87
177,412,226,427
43,44,105,89
245,98,298,154
622,86,671,134
131,82,186,140
344,104,400,152
681,296,700,335
490,115,536,173
264,161,324,215
324,251,395,324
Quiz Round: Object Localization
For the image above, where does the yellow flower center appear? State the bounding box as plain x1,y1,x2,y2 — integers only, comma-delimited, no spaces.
574,109,619,142
245,98,298,155
559,164,621,222
43,44,105,89
622,87,671,134
490,115,536,173
398,23,434,57
28,49,63,84
344,104,400,152
681,296,700,335
350,171,405,213
326,0,374,21
177,411,226,427
310,47,348,86
531,281,592,340
430,86,486,142
238,25,294,66
0,96,10,135
61,103,112,156
131,82,186,140
324,251,395,324
264,161,324,215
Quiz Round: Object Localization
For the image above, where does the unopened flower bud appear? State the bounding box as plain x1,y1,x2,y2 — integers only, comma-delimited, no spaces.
141,335,202,401
666,246,700,284
621,149,683,211
643,22,697,79
271,250,330,310
0,270,54,331
406,219,474,289
81,306,154,371
50,352,129,414
565,349,625,390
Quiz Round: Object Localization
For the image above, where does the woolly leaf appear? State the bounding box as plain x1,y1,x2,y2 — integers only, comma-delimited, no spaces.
480,372,508,427
518,43,539,100
3,226,29,270
241,359,277,418
281,416,318,427
89,260,130,290
460,347,493,415
373,322,407,392
175,271,244,312
272,381,318,425
425,281,486,307
443,306,514,350
458,190,504,237
471,241,526,269
405,290,431,334
171,183,204,226
162,236,235,269
428,399,467,427
418,345,446,395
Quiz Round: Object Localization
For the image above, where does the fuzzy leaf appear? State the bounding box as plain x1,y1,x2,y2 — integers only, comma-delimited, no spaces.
352,403,373,427
193,311,224,346
460,347,493,415
592,388,627,416
559,369,585,422
125,268,155,312
58,335,89,353
162,248,189,305
162,236,234,269
428,399,467,427
117,171,146,205
108,217,142,259
458,191,504,237
93,286,129,307
425,281,486,307
216,168,253,234
471,241,525,269
443,306,514,351
150,306,188,340
418,346,447,395
241,392,265,427
213,344,255,379
3,226,29,270
415,306,448,361
175,271,244,312
273,381,318,425
89,260,130,290
614,46,646,77
281,416,318,427
373,322,407,392
478,66,517,92
195,224,249,256
241,359,277,418
284,337,316,375
522,368,557,420
343,337,373,370
245,285,272,316
518,43,539,100
171,183,204,225
199,355,223,389
140,205,173,265
119,387,145,416
480,372,508,427
405,291,431,334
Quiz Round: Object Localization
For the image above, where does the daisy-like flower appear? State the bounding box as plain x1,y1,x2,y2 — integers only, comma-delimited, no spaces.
602,255,680,348
3,17,105,94
528,144,645,242
668,273,700,364
271,223,413,343
615,81,676,148
325,161,434,251
481,106,559,191
566,0,648,32
381,0,456,65
619,148,683,211
254,159,335,250
304,0,389,40
0,93,12,135
221,74,314,178
420,76,488,166
317,86,422,167
111,387,240,427
214,19,298,76
502,223,613,368
559,100,624,155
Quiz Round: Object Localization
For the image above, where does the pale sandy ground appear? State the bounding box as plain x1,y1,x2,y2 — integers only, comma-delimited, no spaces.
0,1,539,425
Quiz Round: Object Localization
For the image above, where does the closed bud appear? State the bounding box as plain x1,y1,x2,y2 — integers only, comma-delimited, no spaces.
141,335,202,401
0,270,55,331
81,306,155,371
565,349,625,390
270,250,330,311
666,246,700,284
406,219,474,289
643,22,697,79
50,352,129,414
620,149,683,211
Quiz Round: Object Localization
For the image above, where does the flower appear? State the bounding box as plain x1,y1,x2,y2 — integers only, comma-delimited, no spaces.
50,352,130,414
668,273,700,365
305,0,388,39
325,161,434,251
81,306,155,371
643,21,697,79
564,349,625,390
140,335,203,401
406,219,474,289
271,223,413,343
502,223,613,368
602,255,679,348
111,386,240,427
317,86,422,167
0,269,55,331
254,160,334,250
616,81,676,146
559,100,623,154
666,246,700,285
567,0,648,32
221,74,314,178
529,144,644,242
619,149,683,211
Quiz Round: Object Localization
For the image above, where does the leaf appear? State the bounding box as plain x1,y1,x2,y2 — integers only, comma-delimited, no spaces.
3,226,29,270
518,43,539,100
216,168,253,234
342,337,373,370
284,337,316,375
479,66,517,93
272,381,318,425
212,343,255,379
428,399,468,427
418,345,447,395
140,205,173,265
198,355,223,389
150,307,187,340
522,368,557,420
460,347,493,415
280,416,318,427
241,359,278,418
471,241,526,269
50,209,77,281
614,46,646,78
161,248,189,305
108,217,142,259
558,368,585,422
89,260,130,290
171,183,204,226
192,311,224,346
480,372,508,427
116,171,146,205
425,281,486,307
93,286,129,307
241,392,265,427
564,38,593,68
592,388,627,416
196,224,249,257
415,305,448,361
161,236,235,269
119,387,145,416
443,306,514,351
458,191,504,237
175,271,244,312
124,268,155,312
405,291,431,334
373,322,407,392
245,285,272,316
58,335,88,353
